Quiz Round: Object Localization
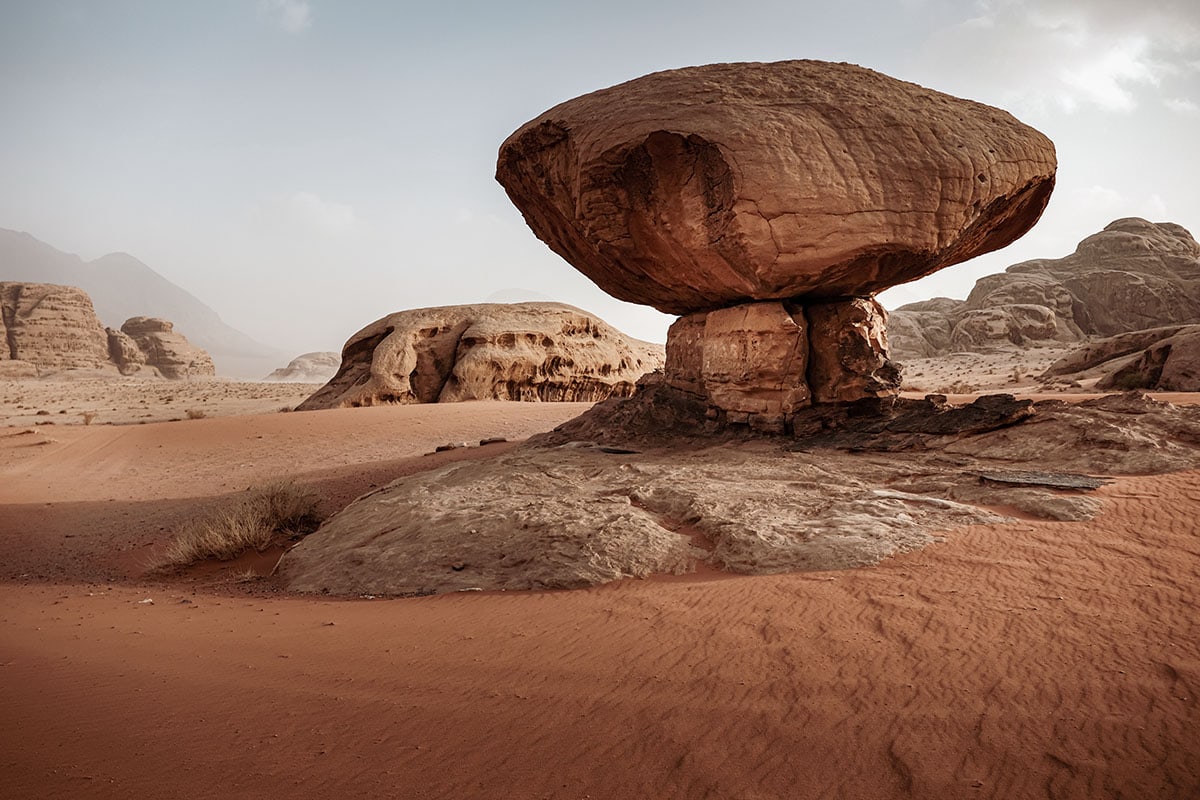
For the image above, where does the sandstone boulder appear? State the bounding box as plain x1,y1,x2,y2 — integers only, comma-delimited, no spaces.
497,60,1056,315
264,352,341,383
119,317,215,379
0,282,111,371
1043,325,1198,378
298,303,664,410
1096,328,1200,391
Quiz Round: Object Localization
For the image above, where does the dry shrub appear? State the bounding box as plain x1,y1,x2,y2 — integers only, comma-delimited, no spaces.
82,411,97,425
154,481,324,570
185,408,207,420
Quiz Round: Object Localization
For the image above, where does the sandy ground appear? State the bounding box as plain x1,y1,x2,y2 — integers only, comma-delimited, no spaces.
2,376,1200,799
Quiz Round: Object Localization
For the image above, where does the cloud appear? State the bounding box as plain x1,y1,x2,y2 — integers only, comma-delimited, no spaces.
260,0,312,34
909,0,1199,115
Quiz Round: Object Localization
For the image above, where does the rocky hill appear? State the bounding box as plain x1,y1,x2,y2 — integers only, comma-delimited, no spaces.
263,352,341,383
0,228,282,377
0,282,213,379
889,218,1200,360
299,303,663,410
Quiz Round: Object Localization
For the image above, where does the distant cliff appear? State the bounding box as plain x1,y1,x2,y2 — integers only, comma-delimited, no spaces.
0,228,283,377
0,282,213,379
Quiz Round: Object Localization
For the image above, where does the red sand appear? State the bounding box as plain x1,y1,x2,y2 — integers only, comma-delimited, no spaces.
2,398,1200,799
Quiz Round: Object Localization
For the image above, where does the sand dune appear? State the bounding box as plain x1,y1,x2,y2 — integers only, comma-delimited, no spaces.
2,387,1199,799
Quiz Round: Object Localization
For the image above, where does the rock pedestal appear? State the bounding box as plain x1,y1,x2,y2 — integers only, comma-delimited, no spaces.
665,297,900,430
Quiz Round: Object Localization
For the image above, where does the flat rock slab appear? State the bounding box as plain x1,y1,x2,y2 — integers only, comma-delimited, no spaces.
976,470,1111,490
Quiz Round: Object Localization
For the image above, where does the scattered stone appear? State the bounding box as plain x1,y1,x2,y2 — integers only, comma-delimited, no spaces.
479,437,508,446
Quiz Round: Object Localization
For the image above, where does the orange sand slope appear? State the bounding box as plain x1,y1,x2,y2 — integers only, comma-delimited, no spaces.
2,398,1199,799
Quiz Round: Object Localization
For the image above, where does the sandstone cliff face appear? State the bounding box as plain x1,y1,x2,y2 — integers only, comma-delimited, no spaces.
298,303,664,410
117,317,215,379
498,60,1055,316
0,282,111,370
889,219,1200,360
0,282,215,378
1096,328,1200,391
264,352,340,383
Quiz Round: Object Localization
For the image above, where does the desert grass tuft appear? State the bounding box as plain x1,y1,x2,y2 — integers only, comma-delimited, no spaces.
154,481,324,570
185,408,207,419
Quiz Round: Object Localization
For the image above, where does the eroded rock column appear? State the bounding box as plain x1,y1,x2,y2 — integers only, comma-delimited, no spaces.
665,296,900,430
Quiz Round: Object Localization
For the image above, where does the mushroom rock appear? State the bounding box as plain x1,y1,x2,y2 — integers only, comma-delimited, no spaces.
497,60,1056,314
497,60,1055,419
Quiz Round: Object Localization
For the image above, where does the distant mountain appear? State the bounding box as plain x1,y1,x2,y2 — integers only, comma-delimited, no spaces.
0,228,284,377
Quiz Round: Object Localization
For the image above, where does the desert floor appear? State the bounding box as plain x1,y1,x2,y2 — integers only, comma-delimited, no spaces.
2,377,1199,799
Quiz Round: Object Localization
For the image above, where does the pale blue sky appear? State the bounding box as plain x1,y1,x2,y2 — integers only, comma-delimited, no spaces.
1,0,1197,352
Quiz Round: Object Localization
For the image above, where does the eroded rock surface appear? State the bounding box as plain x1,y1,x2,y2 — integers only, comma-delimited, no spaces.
118,317,215,379
280,391,1200,597
1096,328,1200,391
0,282,215,378
0,282,111,371
889,218,1200,360
299,303,663,410
497,60,1056,315
264,352,341,383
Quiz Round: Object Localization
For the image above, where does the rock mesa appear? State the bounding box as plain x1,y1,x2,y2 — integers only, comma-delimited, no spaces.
0,282,215,378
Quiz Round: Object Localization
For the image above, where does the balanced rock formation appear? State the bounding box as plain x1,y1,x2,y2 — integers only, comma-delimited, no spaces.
889,219,1200,360
497,60,1055,424
0,281,214,378
298,303,663,410
264,352,341,383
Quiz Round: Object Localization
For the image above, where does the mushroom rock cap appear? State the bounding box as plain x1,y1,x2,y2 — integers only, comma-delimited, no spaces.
497,60,1057,315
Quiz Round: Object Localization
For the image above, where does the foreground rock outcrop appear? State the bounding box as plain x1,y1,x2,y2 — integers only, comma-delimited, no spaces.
298,303,663,410
497,60,1055,422
0,282,214,378
264,352,340,383
889,218,1200,359
280,392,1200,596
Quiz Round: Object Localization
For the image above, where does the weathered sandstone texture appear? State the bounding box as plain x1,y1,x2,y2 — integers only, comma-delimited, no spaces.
889,219,1200,359
281,392,1200,596
663,297,901,429
498,60,1054,419
116,317,215,379
264,352,340,383
497,60,1056,314
299,303,663,410
0,282,214,378
1,282,111,370
1094,328,1200,392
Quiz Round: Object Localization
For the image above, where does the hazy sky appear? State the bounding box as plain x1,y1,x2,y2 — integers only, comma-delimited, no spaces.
1,0,1197,353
